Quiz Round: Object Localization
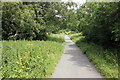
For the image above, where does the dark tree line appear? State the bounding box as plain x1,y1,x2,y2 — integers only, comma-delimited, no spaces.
2,2,77,40
2,2,120,47
76,2,120,47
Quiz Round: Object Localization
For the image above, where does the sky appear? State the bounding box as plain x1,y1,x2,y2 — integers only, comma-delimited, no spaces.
62,0,86,4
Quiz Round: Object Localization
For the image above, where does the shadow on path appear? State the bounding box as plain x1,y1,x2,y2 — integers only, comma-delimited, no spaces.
52,35,104,78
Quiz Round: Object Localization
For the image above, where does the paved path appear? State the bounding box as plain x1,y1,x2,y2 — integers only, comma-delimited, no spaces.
52,35,103,78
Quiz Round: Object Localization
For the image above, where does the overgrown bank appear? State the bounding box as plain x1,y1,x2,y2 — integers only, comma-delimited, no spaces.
2,34,65,78
70,33,118,79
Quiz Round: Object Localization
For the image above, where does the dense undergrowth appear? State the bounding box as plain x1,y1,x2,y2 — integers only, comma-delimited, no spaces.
1,34,65,78
70,33,118,79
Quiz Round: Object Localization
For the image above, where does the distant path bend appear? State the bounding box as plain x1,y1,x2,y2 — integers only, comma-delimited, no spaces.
52,35,103,78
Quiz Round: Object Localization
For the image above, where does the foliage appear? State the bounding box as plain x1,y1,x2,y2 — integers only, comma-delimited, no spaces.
70,33,118,79
2,2,120,45
2,1,120,79
47,33,65,43
2,2,78,40
76,2,120,47
2,34,65,78
2,2,48,40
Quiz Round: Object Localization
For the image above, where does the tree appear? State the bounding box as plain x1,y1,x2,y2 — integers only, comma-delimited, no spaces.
76,2,120,47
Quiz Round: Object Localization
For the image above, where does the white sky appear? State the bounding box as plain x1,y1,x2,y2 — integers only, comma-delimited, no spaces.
62,0,86,4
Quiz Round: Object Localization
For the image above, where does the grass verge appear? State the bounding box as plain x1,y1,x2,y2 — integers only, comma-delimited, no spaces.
2,34,65,78
70,33,118,79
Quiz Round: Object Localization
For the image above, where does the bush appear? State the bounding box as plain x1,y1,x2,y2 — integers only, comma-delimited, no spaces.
2,2,47,40
2,37,65,78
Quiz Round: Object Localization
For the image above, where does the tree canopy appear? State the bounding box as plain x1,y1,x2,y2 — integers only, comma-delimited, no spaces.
2,2,120,47
2,2,77,40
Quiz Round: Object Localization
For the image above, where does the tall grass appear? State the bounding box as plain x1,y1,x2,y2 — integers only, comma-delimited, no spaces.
70,33,118,79
2,34,65,78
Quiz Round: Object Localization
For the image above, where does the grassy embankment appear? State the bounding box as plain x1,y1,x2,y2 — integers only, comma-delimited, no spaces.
69,33,118,79
2,34,65,78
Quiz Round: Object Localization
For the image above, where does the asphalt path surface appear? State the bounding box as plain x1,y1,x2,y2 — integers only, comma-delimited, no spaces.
52,35,103,78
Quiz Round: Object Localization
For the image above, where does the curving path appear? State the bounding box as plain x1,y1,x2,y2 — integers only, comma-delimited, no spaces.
52,35,104,78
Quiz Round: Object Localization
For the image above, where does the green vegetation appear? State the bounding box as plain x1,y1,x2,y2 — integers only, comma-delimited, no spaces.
76,2,120,47
2,2,77,40
70,33,118,79
2,2,120,46
68,2,120,79
2,34,65,78
1,1,120,79
2,2,120,45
